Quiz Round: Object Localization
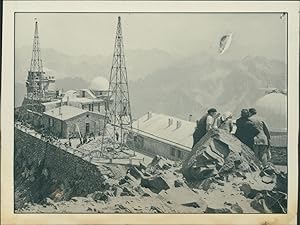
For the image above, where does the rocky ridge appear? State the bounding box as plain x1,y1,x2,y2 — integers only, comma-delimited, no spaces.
16,129,287,213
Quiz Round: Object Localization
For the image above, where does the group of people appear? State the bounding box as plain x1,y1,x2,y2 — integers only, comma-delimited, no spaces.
192,107,271,166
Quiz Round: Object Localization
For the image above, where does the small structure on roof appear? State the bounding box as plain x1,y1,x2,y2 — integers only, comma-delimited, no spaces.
127,112,195,161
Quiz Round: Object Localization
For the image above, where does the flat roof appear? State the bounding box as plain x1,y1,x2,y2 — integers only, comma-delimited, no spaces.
43,105,88,121
69,98,104,104
41,99,66,106
132,112,285,151
132,113,195,151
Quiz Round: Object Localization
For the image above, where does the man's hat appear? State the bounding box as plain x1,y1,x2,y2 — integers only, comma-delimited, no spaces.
249,108,257,114
208,108,217,113
241,109,249,117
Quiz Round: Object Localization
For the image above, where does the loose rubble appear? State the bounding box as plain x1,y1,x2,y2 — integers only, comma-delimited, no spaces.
16,129,287,213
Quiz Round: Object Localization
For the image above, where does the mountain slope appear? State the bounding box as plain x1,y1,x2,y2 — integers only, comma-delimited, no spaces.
15,47,286,121
130,53,286,119
15,46,177,83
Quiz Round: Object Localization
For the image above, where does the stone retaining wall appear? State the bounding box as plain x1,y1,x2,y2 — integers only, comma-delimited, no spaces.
14,127,106,208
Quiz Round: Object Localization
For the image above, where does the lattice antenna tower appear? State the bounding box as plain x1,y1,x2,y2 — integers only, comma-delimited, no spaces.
101,16,133,153
26,18,45,113
30,19,43,75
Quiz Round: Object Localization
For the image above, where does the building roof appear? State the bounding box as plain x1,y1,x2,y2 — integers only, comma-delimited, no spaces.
41,99,66,106
43,105,88,121
80,89,97,99
69,97,104,104
132,112,195,151
132,112,285,151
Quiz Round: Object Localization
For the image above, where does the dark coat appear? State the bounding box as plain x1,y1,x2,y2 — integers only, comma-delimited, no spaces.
248,115,270,146
192,114,208,147
235,117,259,149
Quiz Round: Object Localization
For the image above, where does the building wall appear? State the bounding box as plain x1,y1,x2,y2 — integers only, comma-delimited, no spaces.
65,112,105,138
41,115,65,137
81,102,106,114
44,101,67,112
68,101,82,109
21,97,46,113
128,132,190,161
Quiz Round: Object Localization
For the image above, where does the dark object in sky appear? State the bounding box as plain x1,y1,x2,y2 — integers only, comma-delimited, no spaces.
219,33,233,55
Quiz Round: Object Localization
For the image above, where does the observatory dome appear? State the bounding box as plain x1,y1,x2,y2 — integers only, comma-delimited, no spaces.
254,92,287,131
89,77,109,91
63,90,78,100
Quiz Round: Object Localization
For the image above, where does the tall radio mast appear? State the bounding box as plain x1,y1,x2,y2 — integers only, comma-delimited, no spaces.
101,17,133,154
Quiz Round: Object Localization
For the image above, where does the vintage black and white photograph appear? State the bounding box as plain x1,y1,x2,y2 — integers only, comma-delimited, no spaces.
13,12,288,214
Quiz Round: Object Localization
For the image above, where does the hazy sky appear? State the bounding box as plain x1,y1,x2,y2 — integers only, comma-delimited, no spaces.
15,13,287,61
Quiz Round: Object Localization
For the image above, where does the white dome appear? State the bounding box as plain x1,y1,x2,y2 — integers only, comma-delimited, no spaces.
63,90,78,100
89,77,109,90
254,93,287,131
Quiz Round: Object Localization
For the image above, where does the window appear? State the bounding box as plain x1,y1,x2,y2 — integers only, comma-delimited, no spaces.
82,91,85,97
82,105,85,110
86,123,90,134
105,101,109,110
171,148,176,157
89,104,93,111
177,150,182,159
49,118,53,127
98,103,101,112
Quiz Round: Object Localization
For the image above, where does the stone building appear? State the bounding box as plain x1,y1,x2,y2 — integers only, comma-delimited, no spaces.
127,112,195,161
42,105,105,138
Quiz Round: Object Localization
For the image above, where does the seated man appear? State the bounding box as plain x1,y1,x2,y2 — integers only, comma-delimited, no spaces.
217,111,234,133
192,108,219,147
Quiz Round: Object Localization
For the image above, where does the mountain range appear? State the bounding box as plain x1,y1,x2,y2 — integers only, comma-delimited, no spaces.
15,46,286,121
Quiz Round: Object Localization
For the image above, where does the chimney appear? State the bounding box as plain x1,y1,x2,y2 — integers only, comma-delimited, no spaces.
176,120,182,129
67,96,70,106
188,114,192,122
59,107,62,116
168,118,173,127
147,112,152,120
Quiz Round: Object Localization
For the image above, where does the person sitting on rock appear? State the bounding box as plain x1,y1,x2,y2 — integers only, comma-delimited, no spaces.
217,111,234,133
192,108,219,147
248,108,271,167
